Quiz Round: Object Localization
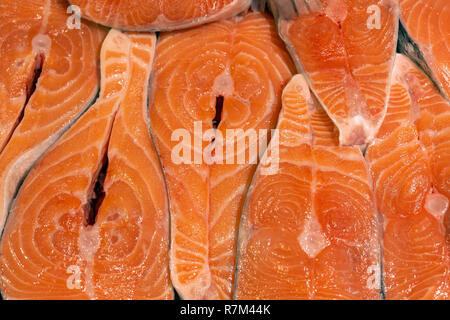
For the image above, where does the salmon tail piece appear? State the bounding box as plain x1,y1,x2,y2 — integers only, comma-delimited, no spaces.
0,28,173,300
272,0,400,146
397,22,450,103
268,0,298,21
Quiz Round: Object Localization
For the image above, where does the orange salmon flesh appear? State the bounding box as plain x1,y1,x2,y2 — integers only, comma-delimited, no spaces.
0,0,449,300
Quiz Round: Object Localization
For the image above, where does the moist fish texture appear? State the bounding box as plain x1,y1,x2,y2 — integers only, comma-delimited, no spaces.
0,0,105,235
397,0,450,101
270,0,399,146
234,74,381,300
0,29,173,300
365,54,450,299
69,0,252,31
390,54,450,258
149,12,295,299
404,63,450,204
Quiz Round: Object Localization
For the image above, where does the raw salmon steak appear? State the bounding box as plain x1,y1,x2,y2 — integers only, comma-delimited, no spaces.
365,54,450,299
149,12,295,299
398,0,450,101
69,0,252,31
234,75,381,300
0,0,105,234
0,29,173,300
271,0,399,145
390,55,450,243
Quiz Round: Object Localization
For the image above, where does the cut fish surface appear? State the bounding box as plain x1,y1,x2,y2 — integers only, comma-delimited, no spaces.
149,12,295,299
398,0,450,101
0,0,106,235
234,74,381,300
365,54,450,299
0,30,173,300
390,54,450,245
69,0,252,31
271,0,399,146
392,55,450,245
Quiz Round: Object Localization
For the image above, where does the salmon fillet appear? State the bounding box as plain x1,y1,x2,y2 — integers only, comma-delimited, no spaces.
270,0,399,145
365,54,450,299
398,0,450,101
0,0,106,234
0,29,172,300
69,0,252,31
234,75,381,300
149,12,295,299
